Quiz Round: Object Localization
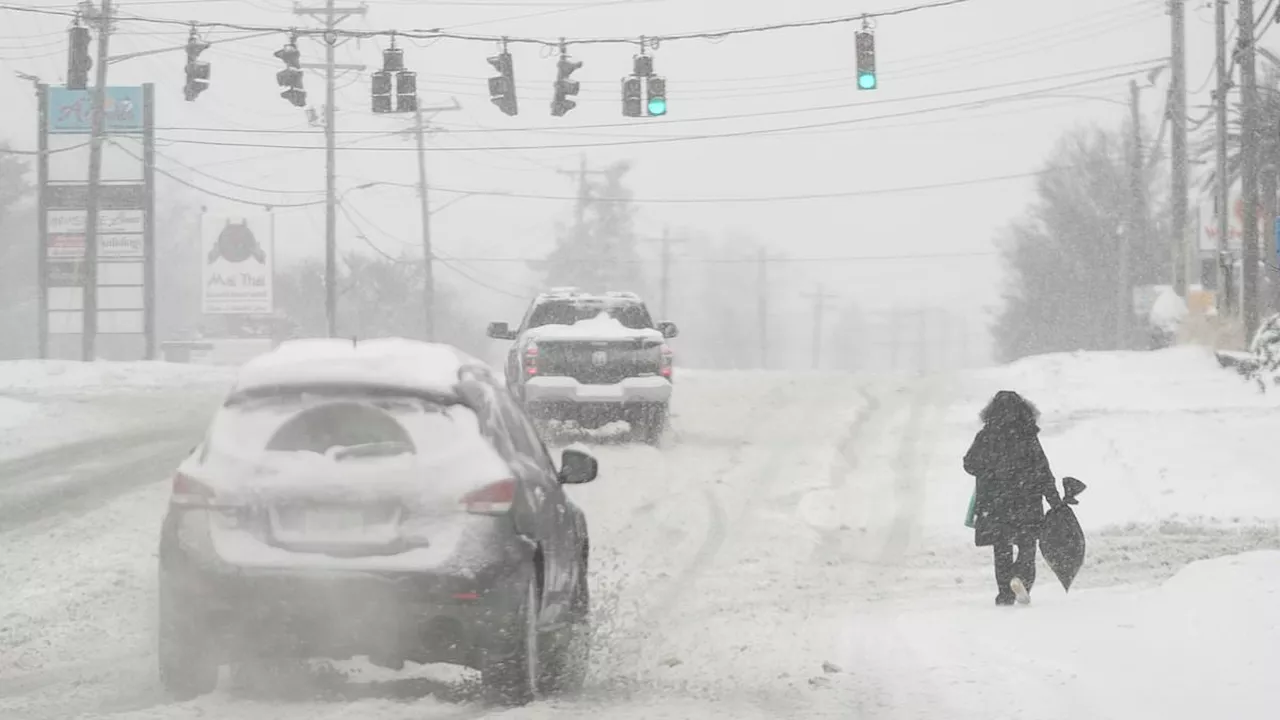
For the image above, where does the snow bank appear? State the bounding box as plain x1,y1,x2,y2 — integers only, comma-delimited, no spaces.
0,360,237,397
0,396,38,433
939,347,1280,531
970,346,1280,414
840,551,1280,720
0,361,234,462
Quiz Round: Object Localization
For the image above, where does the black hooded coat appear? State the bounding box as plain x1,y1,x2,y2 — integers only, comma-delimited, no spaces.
963,391,1062,547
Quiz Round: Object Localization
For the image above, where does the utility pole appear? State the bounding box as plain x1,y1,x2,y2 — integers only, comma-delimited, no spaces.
557,155,608,243
644,227,685,320
1215,0,1233,316
414,105,433,341
1170,0,1189,297
1121,79,1144,350
295,1,366,338
1239,0,1261,338
82,0,112,361
756,247,768,369
802,285,838,370
410,100,460,341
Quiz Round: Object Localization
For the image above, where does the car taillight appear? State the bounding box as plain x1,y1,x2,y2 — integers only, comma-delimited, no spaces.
660,344,674,378
461,479,517,515
171,471,217,507
524,345,538,376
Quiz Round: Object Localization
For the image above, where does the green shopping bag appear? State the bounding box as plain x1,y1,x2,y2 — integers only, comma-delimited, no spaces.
964,487,977,529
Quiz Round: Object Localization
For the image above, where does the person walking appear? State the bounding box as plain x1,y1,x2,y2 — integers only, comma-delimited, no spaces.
963,391,1062,606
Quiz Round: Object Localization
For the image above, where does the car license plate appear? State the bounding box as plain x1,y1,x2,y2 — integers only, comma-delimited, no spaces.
303,508,365,536
591,350,608,366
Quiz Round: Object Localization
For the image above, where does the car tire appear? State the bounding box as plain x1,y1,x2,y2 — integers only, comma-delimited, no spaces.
481,575,540,706
635,403,668,446
157,571,219,700
540,570,590,695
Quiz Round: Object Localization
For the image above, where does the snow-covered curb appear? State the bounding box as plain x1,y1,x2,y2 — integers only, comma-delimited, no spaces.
0,360,238,397
0,361,235,462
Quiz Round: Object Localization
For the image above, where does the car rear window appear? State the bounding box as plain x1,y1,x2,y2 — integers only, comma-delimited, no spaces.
207,389,482,463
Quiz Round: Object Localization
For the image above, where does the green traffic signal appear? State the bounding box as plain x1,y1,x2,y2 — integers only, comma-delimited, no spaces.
858,72,877,90
647,96,667,116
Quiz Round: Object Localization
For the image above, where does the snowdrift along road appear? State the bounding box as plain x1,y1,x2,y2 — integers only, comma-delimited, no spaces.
2,350,1279,719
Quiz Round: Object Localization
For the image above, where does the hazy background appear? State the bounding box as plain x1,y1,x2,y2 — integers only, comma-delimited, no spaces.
0,0,1242,369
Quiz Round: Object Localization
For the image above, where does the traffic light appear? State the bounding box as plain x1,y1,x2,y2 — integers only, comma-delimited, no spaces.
371,70,392,113
646,76,667,116
183,30,210,101
67,23,91,91
487,51,517,116
622,54,666,118
396,71,417,112
855,30,876,90
274,41,306,107
551,54,582,117
622,76,642,117
372,44,416,114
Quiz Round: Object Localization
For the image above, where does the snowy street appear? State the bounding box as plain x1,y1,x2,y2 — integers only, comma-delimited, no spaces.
3,351,1280,719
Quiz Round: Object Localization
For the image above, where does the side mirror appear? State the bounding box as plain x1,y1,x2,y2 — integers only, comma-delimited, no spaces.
558,448,598,485
657,321,679,339
487,322,517,340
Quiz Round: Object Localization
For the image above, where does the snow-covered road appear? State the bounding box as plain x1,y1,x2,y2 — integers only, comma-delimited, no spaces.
2,352,1279,719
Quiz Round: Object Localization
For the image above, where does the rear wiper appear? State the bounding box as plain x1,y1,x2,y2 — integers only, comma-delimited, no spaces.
328,441,415,461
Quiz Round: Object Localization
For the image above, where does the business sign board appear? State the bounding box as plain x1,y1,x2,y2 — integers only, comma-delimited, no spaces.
38,83,154,361
47,208,144,235
47,86,144,134
45,183,143,209
201,215,274,315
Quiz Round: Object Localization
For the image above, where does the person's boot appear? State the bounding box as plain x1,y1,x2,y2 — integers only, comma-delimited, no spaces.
995,592,1015,606
1010,577,1031,605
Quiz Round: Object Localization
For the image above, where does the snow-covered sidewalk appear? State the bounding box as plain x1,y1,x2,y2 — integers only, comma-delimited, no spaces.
840,550,1280,720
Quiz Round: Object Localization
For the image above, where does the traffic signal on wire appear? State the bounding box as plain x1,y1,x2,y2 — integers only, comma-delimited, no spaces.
487,51,518,116
855,30,877,90
275,41,306,107
67,23,92,90
552,53,582,117
183,30,211,101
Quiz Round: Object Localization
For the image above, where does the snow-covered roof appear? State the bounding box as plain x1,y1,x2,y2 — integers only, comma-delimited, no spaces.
525,312,664,342
232,337,486,397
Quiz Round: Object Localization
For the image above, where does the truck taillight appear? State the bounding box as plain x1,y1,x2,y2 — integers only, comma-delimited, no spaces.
660,344,673,378
524,345,538,375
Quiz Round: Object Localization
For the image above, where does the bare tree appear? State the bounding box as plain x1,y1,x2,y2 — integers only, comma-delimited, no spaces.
994,125,1169,361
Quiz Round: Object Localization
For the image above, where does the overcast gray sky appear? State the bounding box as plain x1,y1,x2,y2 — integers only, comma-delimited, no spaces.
0,0,1260,364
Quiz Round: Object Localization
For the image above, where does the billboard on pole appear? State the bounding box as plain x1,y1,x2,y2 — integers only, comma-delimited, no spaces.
201,215,274,314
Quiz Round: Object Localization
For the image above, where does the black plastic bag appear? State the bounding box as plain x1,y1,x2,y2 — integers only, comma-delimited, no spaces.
1040,476,1086,592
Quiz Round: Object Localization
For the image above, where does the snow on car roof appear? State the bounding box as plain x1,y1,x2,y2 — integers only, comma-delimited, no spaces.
524,312,664,342
233,337,486,397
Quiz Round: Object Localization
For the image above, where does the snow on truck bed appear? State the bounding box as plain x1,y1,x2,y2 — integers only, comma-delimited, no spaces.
523,313,665,342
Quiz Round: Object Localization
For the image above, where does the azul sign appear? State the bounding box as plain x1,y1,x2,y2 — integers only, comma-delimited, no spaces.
47,87,144,134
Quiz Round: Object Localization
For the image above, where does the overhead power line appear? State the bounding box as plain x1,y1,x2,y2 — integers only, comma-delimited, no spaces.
150,67,1163,154
152,58,1162,138
0,0,973,46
